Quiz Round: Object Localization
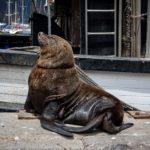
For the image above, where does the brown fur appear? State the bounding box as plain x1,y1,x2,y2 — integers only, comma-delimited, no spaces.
25,33,80,114
24,32,133,137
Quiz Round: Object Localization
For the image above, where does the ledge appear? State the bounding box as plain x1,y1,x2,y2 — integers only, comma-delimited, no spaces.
1,49,150,73
75,55,150,73
0,49,37,66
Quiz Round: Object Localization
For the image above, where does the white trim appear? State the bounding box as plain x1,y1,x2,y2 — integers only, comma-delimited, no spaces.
88,32,115,35
146,0,150,57
87,9,115,12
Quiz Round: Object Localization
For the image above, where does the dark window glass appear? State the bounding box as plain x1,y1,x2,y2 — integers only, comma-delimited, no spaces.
87,0,114,10
88,12,114,32
88,35,114,55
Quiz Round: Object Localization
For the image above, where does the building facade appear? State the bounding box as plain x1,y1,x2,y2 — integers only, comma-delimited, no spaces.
55,0,149,58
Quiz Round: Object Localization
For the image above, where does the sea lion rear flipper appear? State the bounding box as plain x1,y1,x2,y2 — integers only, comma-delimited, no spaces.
102,115,134,133
41,119,73,137
120,123,134,131
62,114,105,133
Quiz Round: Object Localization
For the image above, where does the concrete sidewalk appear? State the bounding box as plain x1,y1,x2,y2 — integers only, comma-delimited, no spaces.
0,64,150,149
0,112,150,150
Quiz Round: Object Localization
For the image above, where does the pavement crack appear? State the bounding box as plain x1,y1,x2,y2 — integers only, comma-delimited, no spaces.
80,137,86,150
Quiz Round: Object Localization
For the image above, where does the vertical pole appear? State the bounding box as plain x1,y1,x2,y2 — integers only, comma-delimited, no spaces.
135,0,141,57
85,0,88,54
22,0,24,24
114,0,117,56
131,0,135,57
6,0,12,25
30,0,37,13
15,1,17,24
146,0,150,57
39,0,42,13
8,0,11,25
122,0,132,57
35,0,37,6
118,0,122,57
47,0,51,35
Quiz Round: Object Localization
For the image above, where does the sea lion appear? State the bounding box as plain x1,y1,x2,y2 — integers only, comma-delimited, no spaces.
24,32,133,137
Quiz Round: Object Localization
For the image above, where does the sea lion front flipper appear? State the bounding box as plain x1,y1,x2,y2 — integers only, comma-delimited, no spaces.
62,114,105,133
41,101,73,137
41,119,73,137
24,95,35,113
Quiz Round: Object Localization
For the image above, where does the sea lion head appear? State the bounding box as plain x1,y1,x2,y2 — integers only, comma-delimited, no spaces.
37,32,75,68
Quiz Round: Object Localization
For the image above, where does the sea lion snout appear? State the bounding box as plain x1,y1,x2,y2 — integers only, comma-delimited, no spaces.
38,32,49,39
38,32,44,36
37,33,75,68
38,32,56,47
38,32,43,37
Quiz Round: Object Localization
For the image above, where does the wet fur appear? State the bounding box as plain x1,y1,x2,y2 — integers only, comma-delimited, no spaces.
24,32,133,137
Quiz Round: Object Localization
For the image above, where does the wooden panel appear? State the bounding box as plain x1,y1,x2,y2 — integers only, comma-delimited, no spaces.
70,0,80,47
18,109,40,119
127,111,150,119
55,0,80,48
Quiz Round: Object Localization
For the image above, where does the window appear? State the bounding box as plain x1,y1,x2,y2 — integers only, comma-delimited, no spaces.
81,0,149,58
85,0,116,56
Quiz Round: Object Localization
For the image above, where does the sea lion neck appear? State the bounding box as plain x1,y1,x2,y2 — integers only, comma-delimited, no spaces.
37,33,75,69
